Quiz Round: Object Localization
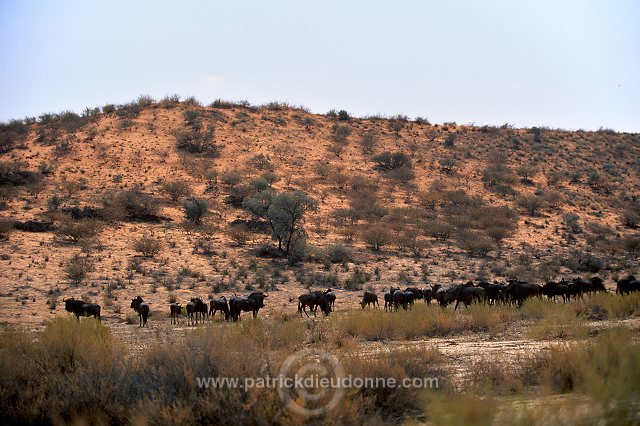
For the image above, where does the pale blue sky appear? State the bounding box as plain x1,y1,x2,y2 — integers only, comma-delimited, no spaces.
1,0,639,131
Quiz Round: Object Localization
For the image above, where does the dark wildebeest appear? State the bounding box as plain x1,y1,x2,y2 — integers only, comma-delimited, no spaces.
477,281,504,305
503,280,541,307
209,296,230,321
186,298,207,325
170,303,182,324
571,278,593,299
324,289,336,312
569,277,606,299
392,290,414,311
436,286,455,307
298,291,331,317
186,299,196,325
423,284,442,304
541,281,569,303
130,296,149,327
194,298,208,323
384,287,399,311
404,287,423,301
617,275,640,296
588,276,607,294
229,292,268,321
449,282,485,310
360,291,378,309
64,298,101,321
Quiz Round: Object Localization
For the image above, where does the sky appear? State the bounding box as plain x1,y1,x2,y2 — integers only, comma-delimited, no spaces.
1,0,639,131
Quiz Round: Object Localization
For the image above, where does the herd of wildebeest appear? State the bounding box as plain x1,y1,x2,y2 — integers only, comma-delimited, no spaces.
61,275,640,327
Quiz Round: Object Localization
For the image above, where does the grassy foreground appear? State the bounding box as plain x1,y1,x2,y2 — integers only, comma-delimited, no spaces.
0,295,639,425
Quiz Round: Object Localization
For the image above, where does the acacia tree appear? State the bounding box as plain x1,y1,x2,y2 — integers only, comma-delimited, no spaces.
243,190,317,254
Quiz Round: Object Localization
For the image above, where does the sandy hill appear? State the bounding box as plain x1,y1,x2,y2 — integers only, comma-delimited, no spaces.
1,96,639,326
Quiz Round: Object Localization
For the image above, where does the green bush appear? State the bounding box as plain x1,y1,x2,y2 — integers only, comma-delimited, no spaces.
516,194,545,215
175,127,218,157
372,151,412,171
184,198,208,225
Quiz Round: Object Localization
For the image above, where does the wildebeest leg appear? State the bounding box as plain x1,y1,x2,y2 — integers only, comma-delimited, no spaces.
454,300,460,311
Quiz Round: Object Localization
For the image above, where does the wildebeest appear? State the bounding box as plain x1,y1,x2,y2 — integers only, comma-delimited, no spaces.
588,276,607,294
392,290,414,311
186,298,207,325
169,303,182,324
229,292,268,321
503,280,541,307
186,299,195,325
64,298,101,321
384,287,399,311
130,296,149,327
209,296,230,321
360,291,378,309
477,281,504,305
298,291,331,317
194,298,208,322
324,289,336,311
541,281,569,303
435,286,454,307
423,284,441,304
617,275,640,296
568,277,605,299
450,282,485,310
404,287,423,301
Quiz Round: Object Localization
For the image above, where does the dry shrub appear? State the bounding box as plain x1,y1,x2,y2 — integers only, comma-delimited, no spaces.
424,392,499,426
577,291,640,319
161,179,192,202
339,347,444,419
424,328,640,425
56,217,102,243
133,234,162,258
457,231,496,257
362,225,392,251
228,223,250,246
331,304,515,341
64,254,94,284
0,318,125,424
0,219,13,241
522,299,588,340
101,188,160,222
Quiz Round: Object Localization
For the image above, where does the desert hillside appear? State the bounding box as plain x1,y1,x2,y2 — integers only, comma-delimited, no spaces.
0,95,639,326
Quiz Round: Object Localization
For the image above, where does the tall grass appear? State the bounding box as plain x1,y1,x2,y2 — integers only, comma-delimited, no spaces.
1,300,638,424
520,298,588,340
577,292,640,320
326,303,519,341
0,317,449,424
424,327,640,425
